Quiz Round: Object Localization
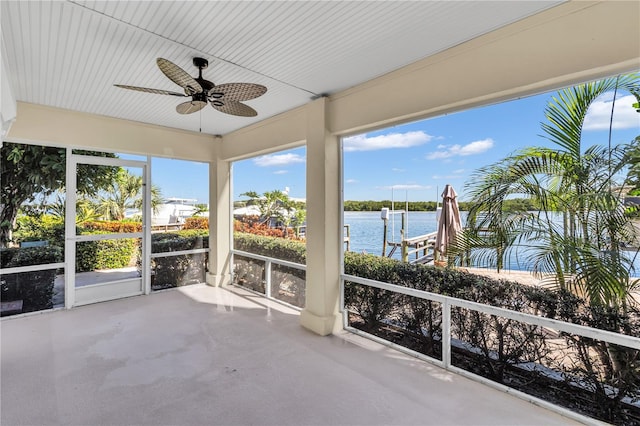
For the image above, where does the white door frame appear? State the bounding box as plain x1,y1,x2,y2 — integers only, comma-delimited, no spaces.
65,152,151,308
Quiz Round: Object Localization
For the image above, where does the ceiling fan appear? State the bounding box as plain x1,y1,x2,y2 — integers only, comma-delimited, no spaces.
115,57,267,117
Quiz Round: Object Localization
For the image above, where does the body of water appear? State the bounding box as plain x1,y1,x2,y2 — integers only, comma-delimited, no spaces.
345,210,445,257
343,211,640,276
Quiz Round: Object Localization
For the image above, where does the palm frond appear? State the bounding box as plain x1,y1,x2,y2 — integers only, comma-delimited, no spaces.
462,73,640,307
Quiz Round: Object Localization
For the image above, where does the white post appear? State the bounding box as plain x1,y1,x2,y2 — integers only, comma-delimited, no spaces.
300,98,342,336
64,149,76,308
265,259,272,298
207,138,232,286
143,157,151,294
442,299,451,368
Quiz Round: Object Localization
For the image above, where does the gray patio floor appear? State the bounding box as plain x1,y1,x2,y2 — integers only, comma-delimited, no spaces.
1,284,580,426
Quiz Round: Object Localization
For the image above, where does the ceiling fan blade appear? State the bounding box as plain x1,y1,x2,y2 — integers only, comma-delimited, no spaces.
209,83,267,101
114,84,187,97
157,58,203,95
176,100,207,114
211,101,258,117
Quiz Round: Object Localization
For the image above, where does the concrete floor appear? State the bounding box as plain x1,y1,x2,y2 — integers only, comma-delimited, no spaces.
1,284,580,426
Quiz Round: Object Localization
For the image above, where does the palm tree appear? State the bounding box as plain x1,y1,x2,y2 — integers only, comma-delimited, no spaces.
240,190,291,225
193,203,209,216
98,168,163,221
458,74,640,308
48,193,102,223
239,190,306,237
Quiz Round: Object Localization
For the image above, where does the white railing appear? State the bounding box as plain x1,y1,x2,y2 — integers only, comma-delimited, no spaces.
340,273,640,423
150,248,209,259
231,249,306,309
1,262,65,275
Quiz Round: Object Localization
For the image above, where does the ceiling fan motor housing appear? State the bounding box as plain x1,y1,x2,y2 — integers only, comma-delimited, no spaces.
192,92,208,103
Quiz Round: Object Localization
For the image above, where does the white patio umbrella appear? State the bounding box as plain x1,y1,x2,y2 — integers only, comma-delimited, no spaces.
435,184,462,261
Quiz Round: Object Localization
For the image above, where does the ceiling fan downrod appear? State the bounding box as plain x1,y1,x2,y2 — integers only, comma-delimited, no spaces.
193,57,224,102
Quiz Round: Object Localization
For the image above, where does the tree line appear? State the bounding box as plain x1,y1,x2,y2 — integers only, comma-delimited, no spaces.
343,198,540,212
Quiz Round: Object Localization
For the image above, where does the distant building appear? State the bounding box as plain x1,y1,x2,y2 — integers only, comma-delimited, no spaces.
153,198,202,225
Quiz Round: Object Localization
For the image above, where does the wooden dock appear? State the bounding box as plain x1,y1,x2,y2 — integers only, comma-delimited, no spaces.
385,231,437,264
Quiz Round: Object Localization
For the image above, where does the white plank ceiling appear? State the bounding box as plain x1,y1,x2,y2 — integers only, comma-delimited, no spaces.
1,1,562,136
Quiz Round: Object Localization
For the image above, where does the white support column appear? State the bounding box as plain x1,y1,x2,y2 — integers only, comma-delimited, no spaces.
1,33,17,141
207,140,233,287
300,98,343,336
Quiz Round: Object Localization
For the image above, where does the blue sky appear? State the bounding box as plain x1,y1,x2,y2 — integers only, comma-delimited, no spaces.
153,85,640,204
150,157,210,203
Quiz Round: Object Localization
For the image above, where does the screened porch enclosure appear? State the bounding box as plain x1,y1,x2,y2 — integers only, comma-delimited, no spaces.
1,1,639,424
0,144,211,316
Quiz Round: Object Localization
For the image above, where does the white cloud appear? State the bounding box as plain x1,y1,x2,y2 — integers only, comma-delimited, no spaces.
253,153,305,167
432,175,463,180
426,138,494,160
583,94,640,130
273,170,288,175
391,168,405,173
343,131,434,152
433,169,465,180
377,184,432,191
345,178,358,184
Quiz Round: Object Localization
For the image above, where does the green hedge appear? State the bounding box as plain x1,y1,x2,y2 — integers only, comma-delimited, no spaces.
232,232,306,307
344,251,562,315
148,231,209,290
76,235,137,272
1,246,62,315
343,251,639,424
233,232,305,263
13,216,138,272
13,214,65,247
152,231,209,253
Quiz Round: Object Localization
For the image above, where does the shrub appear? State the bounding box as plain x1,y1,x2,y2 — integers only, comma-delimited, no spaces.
234,216,292,238
233,254,266,293
183,217,208,230
1,245,62,268
232,232,306,307
81,221,142,233
13,214,65,247
233,232,305,263
14,218,139,272
152,232,208,252
343,253,399,331
147,231,209,290
76,235,137,272
0,246,62,315
342,251,640,423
